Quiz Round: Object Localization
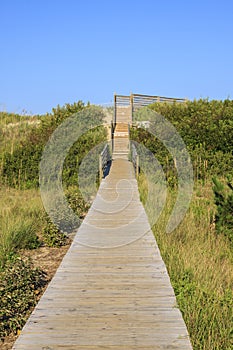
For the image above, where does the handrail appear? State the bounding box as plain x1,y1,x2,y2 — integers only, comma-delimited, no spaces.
131,142,139,177
113,93,187,175
132,93,186,101
114,93,187,114
113,94,131,126
111,120,115,152
99,143,111,180
132,93,187,110
114,94,131,107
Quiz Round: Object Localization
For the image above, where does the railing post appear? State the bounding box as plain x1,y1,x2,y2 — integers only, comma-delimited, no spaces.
136,154,139,178
130,93,133,124
111,120,114,153
99,155,103,182
114,93,117,127
131,143,139,178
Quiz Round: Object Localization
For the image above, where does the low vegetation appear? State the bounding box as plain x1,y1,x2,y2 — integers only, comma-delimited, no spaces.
1,98,232,349
0,102,107,344
0,255,47,339
134,99,233,350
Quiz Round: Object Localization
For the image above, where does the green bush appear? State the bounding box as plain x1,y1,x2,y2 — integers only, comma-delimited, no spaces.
65,186,89,216
1,101,86,188
149,99,233,154
42,187,89,247
63,126,106,188
0,255,47,339
131,100,233,182
1,104,107,189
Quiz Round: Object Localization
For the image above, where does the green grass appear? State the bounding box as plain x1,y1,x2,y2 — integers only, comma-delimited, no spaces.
0,104,108,343
138,172,233,349
0,187,44,267
0,219,40,265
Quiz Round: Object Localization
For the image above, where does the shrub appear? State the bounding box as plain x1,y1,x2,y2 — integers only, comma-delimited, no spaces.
1,101,86,189
42,187,89,247
0,255,47,339
131,100,233,182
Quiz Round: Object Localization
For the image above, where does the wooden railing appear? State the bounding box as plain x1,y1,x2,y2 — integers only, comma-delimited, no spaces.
131,93,187,110
99,143,111,180
114,94,131,106
112,92,187,174
130,142,139,177
111,120,115,151
113,93,187,124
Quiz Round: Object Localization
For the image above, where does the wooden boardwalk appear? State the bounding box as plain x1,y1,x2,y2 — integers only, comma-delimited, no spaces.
13,105,192,349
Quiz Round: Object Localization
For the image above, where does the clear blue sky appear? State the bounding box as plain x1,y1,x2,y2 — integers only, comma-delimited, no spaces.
1,0,233,114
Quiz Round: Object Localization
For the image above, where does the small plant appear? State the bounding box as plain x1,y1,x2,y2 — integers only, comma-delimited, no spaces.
42,217,69,247
65,186,90,218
